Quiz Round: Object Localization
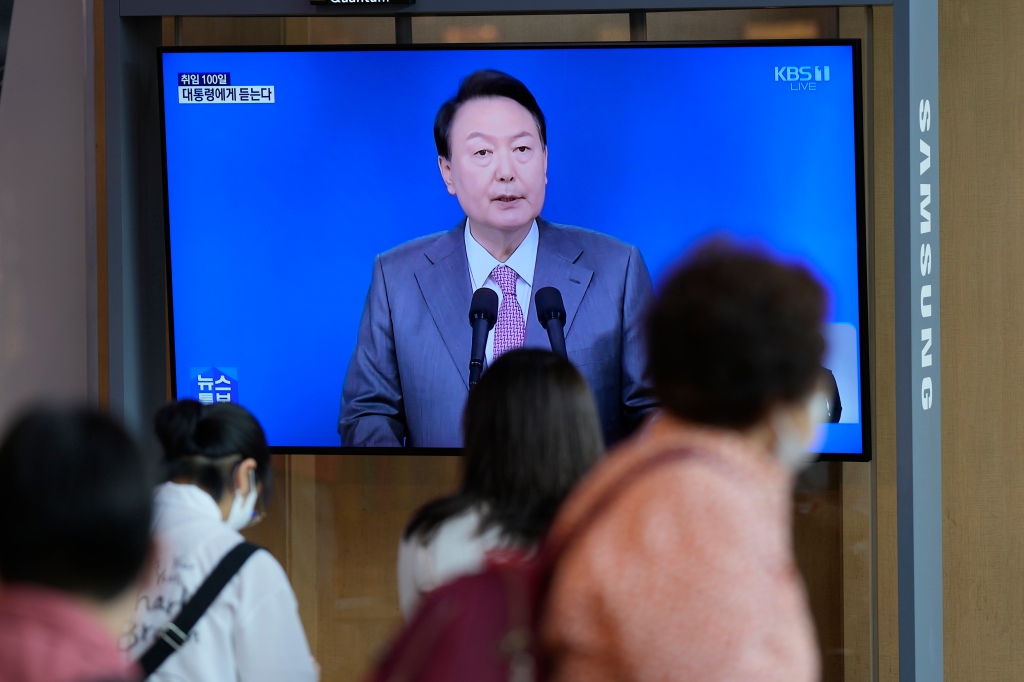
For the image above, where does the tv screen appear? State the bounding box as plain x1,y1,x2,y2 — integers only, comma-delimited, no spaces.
160,41,868,458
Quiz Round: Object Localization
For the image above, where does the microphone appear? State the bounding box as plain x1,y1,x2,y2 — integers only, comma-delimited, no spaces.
468,288,499,388
535,286,568,359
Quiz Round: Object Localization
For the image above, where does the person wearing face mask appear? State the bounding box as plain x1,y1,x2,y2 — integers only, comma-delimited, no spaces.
124,400,317,682
540,241,827,682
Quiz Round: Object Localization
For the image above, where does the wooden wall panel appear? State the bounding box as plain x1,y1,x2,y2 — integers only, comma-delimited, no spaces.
244,454,461,680
841,457,874,681
939,1,1024,679
412,14,630,43
647,8,837,41
286,17,395,45
323,455,463,680
793,464,846,682
178,17,286,46
866,7,899,682
838,9,884,682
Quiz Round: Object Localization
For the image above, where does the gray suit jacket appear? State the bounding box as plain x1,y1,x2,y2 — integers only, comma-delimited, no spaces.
339,218,656,447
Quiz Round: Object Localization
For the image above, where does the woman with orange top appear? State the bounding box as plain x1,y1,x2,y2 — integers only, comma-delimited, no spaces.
542,241,827,682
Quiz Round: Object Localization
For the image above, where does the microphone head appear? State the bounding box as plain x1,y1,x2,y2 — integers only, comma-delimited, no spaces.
469,288,499,328
535,286,566,328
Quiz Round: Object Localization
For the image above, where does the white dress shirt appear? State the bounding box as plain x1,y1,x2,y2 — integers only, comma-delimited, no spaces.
396,505,509,620
464,219,539,366
125,483,316,682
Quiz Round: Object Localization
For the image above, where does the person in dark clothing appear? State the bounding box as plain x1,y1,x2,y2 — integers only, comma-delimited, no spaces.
0,406,155,682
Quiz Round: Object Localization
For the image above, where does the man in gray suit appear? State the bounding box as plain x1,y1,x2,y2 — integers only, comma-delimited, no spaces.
340,70,656,447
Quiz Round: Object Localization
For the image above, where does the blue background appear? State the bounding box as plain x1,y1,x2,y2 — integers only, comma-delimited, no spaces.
162,45,864,453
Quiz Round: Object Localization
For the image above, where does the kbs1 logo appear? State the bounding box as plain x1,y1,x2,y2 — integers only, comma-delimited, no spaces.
774,65,831,91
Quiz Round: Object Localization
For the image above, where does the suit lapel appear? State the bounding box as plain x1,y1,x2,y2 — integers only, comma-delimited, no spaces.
413,224,473,389
526,219,594,348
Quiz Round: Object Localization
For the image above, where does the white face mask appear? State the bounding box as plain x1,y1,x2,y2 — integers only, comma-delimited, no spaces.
225,470,259,531
773,392,827,473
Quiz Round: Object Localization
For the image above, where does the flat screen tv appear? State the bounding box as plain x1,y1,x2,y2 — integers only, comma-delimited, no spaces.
160,41,868,459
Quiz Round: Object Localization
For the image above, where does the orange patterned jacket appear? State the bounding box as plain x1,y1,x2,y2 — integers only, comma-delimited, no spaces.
541,415,820,682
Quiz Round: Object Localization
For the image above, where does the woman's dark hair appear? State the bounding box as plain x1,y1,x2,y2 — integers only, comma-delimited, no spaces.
434,69,547,160
154,400,272,503
404,349,604,546
648,240,827,430
0,406,155,601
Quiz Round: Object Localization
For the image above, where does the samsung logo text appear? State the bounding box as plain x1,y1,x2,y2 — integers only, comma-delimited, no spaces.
918,99,935,411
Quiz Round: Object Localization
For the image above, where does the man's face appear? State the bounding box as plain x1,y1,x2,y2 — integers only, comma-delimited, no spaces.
438,96,548,235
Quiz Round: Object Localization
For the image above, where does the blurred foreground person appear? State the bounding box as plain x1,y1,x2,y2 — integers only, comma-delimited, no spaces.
397,348,605,618
541,242,827,682
0,407,154,682
124,401,316,681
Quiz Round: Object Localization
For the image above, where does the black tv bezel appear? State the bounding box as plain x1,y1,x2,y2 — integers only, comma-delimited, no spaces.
159,39,870,462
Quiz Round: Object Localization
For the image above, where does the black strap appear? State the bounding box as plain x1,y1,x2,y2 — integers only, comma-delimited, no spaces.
139,541,261,677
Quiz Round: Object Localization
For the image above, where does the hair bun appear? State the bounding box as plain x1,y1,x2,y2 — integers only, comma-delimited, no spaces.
153,399,204,460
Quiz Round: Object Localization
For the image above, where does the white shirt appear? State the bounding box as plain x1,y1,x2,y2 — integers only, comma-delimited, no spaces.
464,219,539,366
396,506,510,620
125,483,317,682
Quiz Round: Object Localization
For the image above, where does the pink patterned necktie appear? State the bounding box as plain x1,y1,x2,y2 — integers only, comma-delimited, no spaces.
490,264,525,359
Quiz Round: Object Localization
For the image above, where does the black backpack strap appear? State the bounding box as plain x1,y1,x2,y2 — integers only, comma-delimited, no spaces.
139,541,261,677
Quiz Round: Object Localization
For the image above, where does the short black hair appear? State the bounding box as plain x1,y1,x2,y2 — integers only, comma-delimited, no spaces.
648,240,827,430
0,406,155,601
154,400,272,503
434,69,547,160
405,349,604,546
